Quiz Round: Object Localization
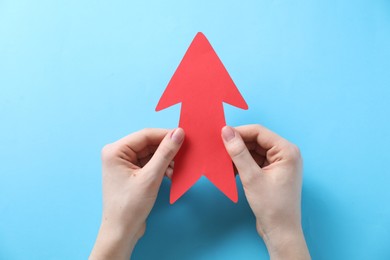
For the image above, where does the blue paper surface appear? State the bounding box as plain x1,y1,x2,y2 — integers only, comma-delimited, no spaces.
0,0,389,259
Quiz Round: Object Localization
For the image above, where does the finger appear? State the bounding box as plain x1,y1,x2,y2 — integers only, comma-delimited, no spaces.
235,124,287,151
221,126,261,183
164,161,175,179
235,124,299,164
245,141,267,157
233,150,265,174
143,128,185,177
137,145,159,161
165,161,175,179
113,128,169,153
165,166,173,179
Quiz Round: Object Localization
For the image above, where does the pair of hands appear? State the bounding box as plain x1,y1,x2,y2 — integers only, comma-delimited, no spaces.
90,125,310,260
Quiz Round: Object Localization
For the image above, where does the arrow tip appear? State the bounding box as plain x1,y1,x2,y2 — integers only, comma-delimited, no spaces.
169,194,179,204
195,31,205,38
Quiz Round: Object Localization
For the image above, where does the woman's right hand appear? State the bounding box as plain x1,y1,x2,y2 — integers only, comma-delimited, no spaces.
221,124,310,260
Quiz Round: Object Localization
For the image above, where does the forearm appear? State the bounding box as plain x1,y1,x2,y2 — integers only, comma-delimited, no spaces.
262,225,310,260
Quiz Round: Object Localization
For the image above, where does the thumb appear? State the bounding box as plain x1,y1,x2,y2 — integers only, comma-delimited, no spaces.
144,128,185,177
221,126,261,184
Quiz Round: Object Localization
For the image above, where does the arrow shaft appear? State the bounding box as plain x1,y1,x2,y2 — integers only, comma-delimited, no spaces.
169,102,237,203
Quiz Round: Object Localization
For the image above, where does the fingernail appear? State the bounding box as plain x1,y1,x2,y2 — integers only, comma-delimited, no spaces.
222,126,235,142
171,128,184,144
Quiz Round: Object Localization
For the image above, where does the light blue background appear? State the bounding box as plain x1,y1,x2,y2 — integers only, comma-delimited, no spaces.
1,0,389,259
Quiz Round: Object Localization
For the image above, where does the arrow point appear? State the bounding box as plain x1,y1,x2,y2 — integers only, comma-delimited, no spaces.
196,31,205,38
214,179,238,203
230,190,238,203
203,159,239,203
169,179,194,204
169,193,179,204
169,162,202,204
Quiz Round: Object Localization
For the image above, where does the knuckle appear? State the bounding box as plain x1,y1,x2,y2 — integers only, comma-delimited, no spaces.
240,168,260,187
101,143,118,162
137,128,152,137
242,169,258,184
253,124,262,132
101,144,111,160
285,143,302,161
141,127,152,134
229,140,247,159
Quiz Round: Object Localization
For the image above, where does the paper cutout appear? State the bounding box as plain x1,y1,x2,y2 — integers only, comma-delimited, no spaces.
156,32,248,204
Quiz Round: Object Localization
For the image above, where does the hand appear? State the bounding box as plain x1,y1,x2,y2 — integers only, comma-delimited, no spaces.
221,124,310,260
90,128,185,260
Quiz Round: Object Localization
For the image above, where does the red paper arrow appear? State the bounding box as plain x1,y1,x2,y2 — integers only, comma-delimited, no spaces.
156,32,248,204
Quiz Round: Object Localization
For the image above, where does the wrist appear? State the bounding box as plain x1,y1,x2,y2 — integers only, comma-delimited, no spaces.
260,223,310,260
89,220,143,260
